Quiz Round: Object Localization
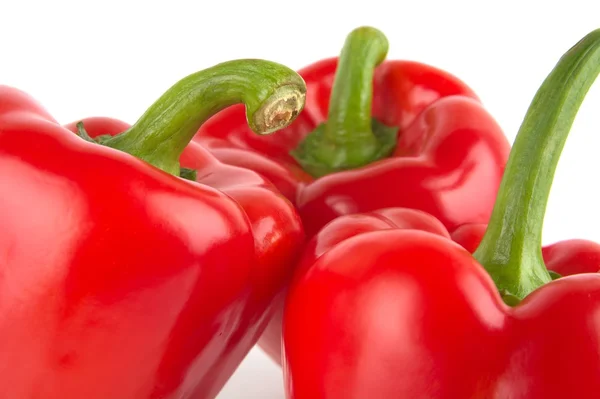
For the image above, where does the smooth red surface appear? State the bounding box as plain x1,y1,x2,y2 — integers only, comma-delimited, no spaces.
282,212,600,399
0,86,303,399
194,58,511,362
259,208,451,361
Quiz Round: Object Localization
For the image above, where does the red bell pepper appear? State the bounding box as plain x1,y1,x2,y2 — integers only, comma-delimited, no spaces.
195,26,510,236
194,26,511,363
0,60,305,399
282,29,600,398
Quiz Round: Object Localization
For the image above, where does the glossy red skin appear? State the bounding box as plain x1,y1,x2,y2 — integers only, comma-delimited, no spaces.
0,86,303,399
282,212,600,398
195,58,511,362
195,58,511,236
259,208,451,361
452,223,600,275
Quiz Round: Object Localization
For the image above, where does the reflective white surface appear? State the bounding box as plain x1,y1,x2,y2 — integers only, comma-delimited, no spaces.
218,348,284,399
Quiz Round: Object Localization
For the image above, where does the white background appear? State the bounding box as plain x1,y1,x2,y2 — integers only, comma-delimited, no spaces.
2,1,600,398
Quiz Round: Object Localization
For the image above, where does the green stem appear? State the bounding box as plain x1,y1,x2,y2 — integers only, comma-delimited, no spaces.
102,60,306,176
473,29,600,302
325,27,388,142
290,26,398,177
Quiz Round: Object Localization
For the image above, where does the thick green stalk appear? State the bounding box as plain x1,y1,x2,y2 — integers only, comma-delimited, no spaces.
290,26,397,177
102,59,306,176
473,29,600,302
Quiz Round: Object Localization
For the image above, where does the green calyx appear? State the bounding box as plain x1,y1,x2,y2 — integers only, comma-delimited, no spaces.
473,29,600,304
87,59,306,178
290,26,398,178
76,122,113,145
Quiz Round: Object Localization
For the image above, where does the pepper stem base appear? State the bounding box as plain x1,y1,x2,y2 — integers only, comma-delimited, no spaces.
291,117,397,177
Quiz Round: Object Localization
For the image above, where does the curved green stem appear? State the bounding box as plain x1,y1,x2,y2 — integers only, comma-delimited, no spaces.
291,26,397,177
102,60,306,176
325,27,388,142
473,29,600,302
